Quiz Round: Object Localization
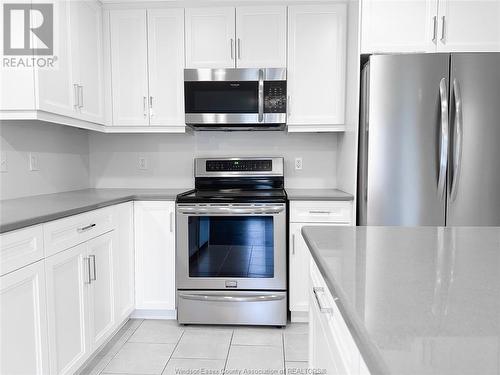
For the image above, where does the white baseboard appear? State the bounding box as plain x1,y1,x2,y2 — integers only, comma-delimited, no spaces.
291,311,309,323
131,309,177,320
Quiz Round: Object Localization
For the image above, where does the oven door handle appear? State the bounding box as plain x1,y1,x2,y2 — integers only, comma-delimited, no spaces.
178,293,285,303
178,206,285,215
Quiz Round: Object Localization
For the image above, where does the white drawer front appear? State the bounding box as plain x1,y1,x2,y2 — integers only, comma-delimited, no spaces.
0,225,44,276
43,207,114,257
290,201,352,223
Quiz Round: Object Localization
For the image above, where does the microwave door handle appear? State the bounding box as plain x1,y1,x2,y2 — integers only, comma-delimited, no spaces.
258,69,264,122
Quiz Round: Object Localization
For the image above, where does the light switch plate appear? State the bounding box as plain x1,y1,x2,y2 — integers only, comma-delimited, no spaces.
29,152,40,171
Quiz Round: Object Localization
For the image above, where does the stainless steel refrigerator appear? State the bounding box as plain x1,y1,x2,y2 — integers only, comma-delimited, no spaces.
358,53,500,226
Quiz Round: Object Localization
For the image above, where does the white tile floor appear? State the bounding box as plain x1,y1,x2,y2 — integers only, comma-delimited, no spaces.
79,319,309,375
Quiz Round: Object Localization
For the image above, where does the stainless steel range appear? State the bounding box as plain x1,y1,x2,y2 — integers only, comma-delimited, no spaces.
176,157,287,326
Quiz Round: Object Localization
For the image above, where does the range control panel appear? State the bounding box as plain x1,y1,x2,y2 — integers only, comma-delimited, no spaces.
206,159,272,172
264,81,286,113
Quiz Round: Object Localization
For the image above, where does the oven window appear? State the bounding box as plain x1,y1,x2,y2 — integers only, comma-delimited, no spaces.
188,216,274,278
185,82,258,113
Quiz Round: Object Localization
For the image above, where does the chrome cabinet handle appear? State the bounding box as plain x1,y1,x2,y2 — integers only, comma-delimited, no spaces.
89,254,96,281
85,257,92,284
312,287,333,314
292,234,295,255
79,85,84,109
237,38,241,59
258,69,264,122
432,16,437,43
309,210,331,214
440,16,446,43
143,96,147,118
73,84,79,109
287,95,291,116
170,212,173,233
149,96,154,118
230,38,234,60
450,79,463,202
77,223,96,233
178,293,285,302
437,78,449,199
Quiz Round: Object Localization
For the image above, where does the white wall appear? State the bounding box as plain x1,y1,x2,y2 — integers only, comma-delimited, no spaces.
89,131,338,189
0,121,90,200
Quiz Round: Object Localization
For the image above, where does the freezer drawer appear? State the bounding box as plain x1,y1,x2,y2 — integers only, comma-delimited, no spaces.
177,290,287,326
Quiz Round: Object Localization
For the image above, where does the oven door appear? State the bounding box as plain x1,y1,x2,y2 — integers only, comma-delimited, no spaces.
176,203,286,290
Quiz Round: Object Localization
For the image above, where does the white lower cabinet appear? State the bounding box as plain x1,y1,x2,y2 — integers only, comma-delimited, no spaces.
113,203,135,323
309,260,369,375
0,260,50,375
45,231,116,375
45,242,89,375
134,201,176,316
289,200,353,322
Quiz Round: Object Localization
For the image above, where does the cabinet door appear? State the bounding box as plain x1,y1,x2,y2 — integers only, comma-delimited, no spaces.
45,243,89,375
437,0,500,52
147,9,185,126
110,9,149,126
287,5,347,128
87,232,115,349
134,201,175,311
361,0,438,53
113,203,135,324
36,0,78,116
289,223,310,314
73,0,105,123
0,261,49,375
235,6,286,68
185,7,236,68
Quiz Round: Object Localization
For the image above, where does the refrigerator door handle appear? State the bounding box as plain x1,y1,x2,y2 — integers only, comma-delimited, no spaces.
437,78,449,199
450,79,463,202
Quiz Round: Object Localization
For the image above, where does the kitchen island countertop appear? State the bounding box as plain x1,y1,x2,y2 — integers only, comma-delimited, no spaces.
0,188,191,233
302,225,500,375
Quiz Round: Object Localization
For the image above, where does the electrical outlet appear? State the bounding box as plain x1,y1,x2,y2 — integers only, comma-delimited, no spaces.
0,152,7,172
138,156,148,170
29,152,40,171
295,157,303,170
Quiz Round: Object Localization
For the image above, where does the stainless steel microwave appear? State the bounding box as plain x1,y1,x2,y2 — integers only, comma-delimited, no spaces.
184,68,287,131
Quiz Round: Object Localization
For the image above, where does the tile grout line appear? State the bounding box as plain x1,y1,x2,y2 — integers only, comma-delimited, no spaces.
282,328,286,373
223,329,235,371
159,327,187,375
97,319,145,375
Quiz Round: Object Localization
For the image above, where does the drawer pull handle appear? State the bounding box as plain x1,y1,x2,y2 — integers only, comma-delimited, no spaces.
309,210,332,214
78,223,96,233
313,287,333,314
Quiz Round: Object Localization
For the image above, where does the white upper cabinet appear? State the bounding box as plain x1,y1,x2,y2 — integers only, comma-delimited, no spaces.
437,0,500,52
110,9,149,126
361,0,500,53
0,261,50,375
36,0,77,117
72,0,105,123
147,9,185,126
36,0,105,123
235,6,287,68
287,4,347,130
185,7,236,68
361,0,438,53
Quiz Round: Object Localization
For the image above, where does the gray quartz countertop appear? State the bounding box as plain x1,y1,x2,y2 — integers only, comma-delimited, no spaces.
285,188,353,201
0,188,191,233
301,226,500,375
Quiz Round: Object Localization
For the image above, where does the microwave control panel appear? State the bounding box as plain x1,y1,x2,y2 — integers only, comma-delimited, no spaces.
264,81,286,113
